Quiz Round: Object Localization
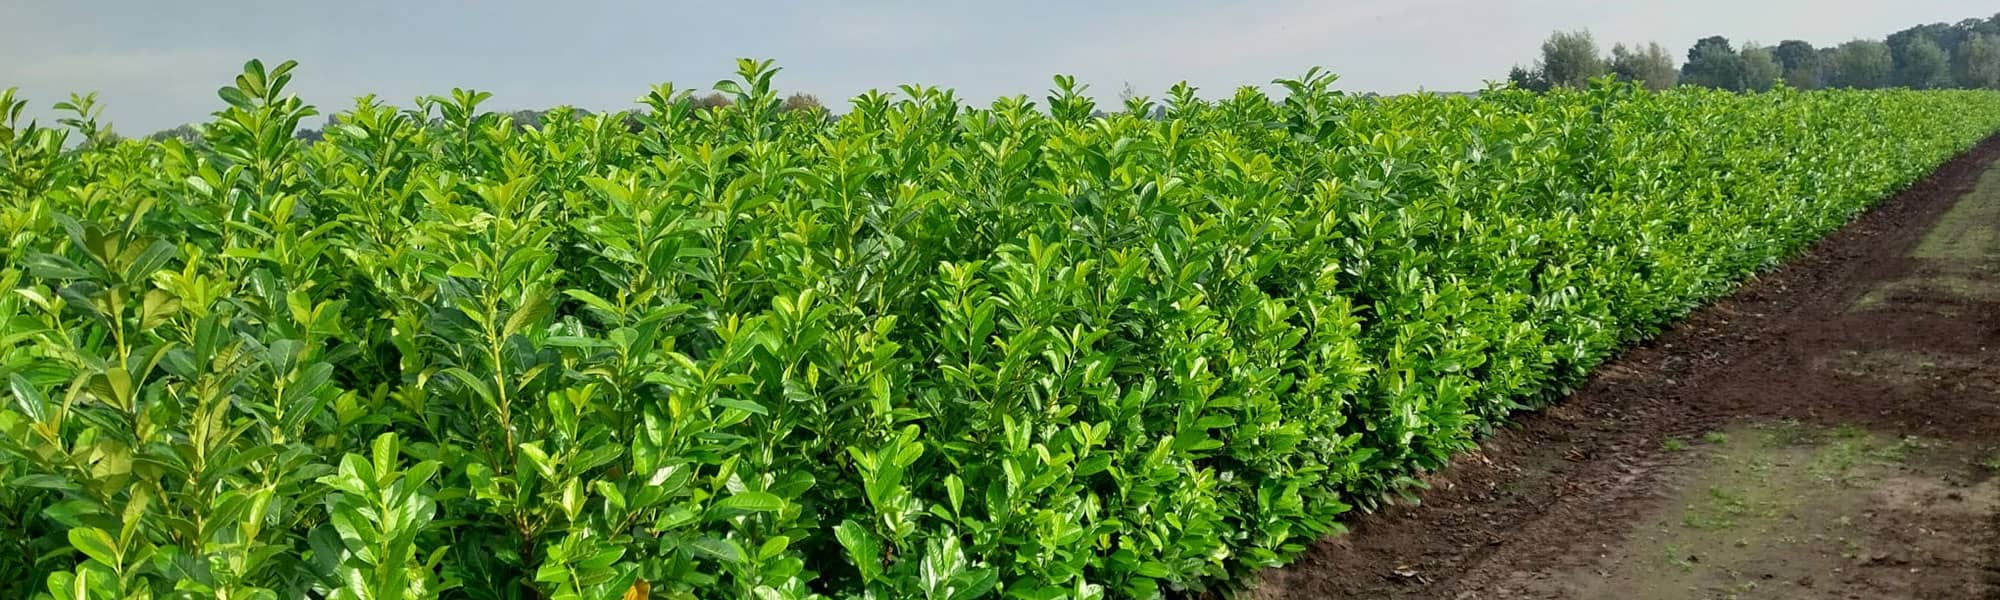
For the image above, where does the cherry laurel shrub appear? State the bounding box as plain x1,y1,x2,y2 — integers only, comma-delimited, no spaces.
3,60,1999,599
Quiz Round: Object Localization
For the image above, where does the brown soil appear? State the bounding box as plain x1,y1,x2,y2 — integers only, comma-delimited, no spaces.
1249,135,2000,599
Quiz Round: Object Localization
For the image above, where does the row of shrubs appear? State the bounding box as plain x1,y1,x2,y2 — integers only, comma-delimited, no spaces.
3,60,1999,599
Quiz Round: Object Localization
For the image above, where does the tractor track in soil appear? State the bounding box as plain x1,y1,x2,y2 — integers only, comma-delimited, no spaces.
1251,134,2000,599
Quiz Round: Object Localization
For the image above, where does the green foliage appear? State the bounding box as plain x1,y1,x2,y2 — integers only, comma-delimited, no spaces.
1506,66,1550,93
1964,34,2000,89
689,92,732,111
1832,40,1896,89
4,58,2000,600
1538,31,1607,89
1610,42,1679,91
1682,36,1748,91
1517,13,2000,93
1899,37,1955,89
1741,45,1782,92
779,93,824,114
1774,40,1822,89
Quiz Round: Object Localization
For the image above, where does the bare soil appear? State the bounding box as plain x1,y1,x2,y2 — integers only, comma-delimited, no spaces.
1250,135,2000,599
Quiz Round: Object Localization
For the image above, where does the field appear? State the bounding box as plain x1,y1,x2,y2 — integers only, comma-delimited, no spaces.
1255,137,2000,598
4,59,2000,599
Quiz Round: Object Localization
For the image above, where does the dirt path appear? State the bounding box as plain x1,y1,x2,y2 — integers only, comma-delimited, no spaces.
1251,136,2000,599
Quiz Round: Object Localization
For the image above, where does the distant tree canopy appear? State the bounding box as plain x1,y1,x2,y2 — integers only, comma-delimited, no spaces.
1898,37,1953,88
779,93,824,113
1610,42,1679,91
690,92,733,110
1830,40,1894,89
1506,65,1550,92
1680,36,1747,91
1540,31,1607,88
1774,40,1821,88
1505,12,2000,92
145,124,202,144
1964,33,2000,89
1740,44,1782,92
1507,30,1613,90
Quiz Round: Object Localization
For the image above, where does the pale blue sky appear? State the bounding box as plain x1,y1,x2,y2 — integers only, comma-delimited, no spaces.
3,0,1993,135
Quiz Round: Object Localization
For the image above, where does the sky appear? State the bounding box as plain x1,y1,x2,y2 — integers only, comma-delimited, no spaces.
2,0,1994,135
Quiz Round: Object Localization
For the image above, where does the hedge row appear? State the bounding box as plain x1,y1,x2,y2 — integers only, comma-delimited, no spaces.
4,61,1999,599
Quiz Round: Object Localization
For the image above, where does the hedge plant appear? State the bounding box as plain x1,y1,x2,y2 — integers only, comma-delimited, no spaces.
3,60,1998,599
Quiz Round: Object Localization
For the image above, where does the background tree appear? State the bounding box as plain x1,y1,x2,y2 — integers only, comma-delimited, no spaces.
1741,44,1782,91
508,109,546,130
1898,37,1954,88
1889,21,2000,87
1538,30,1608,88
1961,33,2000,89
1503,11,2000,93
1773,40,1821,89
1817,46,1842,83
691,92,733,110
1681,36,1747,90
145,124,202,144
1610,42,1679,91
75,131,125,151
1829,40,1893,88
779,93,824,113
1507,65,1551,92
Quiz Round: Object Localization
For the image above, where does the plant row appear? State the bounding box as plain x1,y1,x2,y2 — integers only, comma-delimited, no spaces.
3,61,1998,599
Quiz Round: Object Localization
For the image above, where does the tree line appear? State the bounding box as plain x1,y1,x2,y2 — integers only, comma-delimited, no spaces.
1509,13,2000,91
127,12,2000,143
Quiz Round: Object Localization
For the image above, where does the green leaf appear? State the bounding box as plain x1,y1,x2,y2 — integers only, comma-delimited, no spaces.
713,397,768,416
563,289,621,316
40,499,103,528
502,289,552,337
446,262,484,279
517,443,557,480
832,520,882,582
217,86,255,110
9,374,48,422
328,508,380,565
711,490,784,515
758,537,792,563
593,480,627,512
123,240,178,283
1135,561,1173,578
370,432,402,483
948,568,999,600
687,537,745,563
655,506,699,531
438,368,495,405
13,474,78,491
66,527,118,567
944,474,965,516
24,254,93,280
